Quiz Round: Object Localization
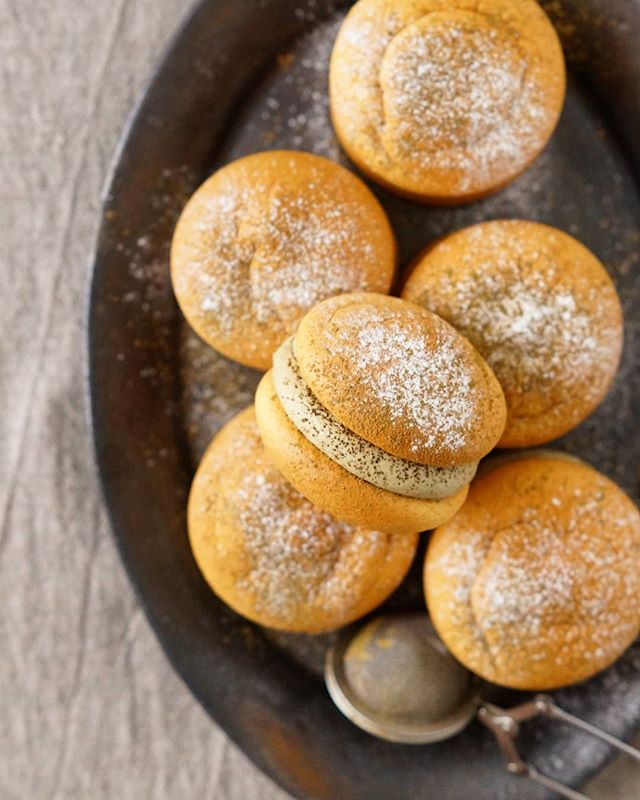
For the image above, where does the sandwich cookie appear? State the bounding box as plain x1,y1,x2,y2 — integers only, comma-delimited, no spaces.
256,293,507,534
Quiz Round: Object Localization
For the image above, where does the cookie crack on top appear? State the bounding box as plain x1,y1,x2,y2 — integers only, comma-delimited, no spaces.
466,519,529,676
344,531,396,613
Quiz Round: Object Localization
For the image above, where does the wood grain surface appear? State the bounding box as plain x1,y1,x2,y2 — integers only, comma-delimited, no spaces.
0,1,638,798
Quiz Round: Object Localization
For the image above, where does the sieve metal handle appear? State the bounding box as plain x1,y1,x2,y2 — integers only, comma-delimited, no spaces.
478,694,640,799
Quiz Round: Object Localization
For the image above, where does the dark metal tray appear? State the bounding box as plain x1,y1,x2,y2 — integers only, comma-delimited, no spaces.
88,2,640,797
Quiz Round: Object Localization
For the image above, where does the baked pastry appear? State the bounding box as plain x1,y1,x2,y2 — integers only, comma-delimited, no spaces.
255,293,506,534
329,0,566,203
402,220,624,447
171,150,396,370
188,407,417,633
425,454,640,690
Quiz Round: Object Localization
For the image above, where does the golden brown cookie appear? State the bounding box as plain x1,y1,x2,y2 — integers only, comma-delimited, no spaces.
329,0,565,203
171,151,396,370
402,220,623,447
294,293,506,467
255,293,506,533
425,455,640,690
188,407,417,633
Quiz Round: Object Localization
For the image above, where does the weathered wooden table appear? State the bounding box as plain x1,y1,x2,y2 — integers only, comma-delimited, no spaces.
1,1,638,797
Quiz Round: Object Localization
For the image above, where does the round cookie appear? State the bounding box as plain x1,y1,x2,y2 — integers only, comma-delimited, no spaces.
171,150,396,370
425,455,640,690
329,0,565,203
402,220,624,448
294,293,506,467
255,293,506,534
188,407,418,633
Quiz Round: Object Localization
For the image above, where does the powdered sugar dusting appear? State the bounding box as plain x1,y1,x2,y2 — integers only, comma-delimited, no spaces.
173,156,387,358
467,281,600,395
351,317,475,453
332,3,562,194
232,466,381,621
247,185,376,321
433,531,486,605
477,499,640,653
379,19,546,191
427,462,640,679
202,414,413,627
408,224,622,427
306,298,499,463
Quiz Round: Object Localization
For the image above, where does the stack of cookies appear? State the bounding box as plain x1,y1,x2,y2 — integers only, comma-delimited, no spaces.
171,0,640,692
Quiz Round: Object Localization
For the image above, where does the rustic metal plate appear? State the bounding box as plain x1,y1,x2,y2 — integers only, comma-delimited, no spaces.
89,1,640,797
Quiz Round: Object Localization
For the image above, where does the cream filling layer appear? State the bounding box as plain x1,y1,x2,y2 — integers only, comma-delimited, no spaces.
272,337,478,500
